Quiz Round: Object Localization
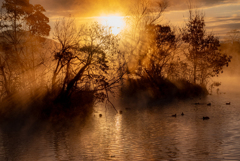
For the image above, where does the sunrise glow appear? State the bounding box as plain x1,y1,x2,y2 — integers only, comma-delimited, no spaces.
98,15,126,35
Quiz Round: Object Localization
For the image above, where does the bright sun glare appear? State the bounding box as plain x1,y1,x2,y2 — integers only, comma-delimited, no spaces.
98,15,126,35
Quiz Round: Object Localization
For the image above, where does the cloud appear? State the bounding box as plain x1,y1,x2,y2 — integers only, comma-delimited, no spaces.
166,0,240,11
203,14,240,38
0,0,238,18
30,0,138,17
207,14,240,24
218,22,240,29
36,0,239,18
0,0,131,17
0,0,239,38
206,14,240,28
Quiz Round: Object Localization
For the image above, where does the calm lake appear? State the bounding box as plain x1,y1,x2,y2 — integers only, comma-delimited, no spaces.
0,77,240,161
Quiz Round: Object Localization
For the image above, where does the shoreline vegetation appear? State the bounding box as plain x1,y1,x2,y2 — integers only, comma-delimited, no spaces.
120,77,208,105
0,0,235,120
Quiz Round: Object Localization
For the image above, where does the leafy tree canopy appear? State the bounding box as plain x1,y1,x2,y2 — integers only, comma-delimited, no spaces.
1,0,50,37
181,10,231,84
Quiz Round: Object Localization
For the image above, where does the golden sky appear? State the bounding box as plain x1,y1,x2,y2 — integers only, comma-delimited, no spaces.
29,0,240,39
1,0,239,39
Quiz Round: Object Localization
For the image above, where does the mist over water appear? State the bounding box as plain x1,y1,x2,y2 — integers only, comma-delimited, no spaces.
0,0,239,160
217,76,240,95
0,75,239,160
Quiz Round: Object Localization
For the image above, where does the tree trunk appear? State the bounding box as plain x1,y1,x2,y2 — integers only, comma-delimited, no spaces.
193,50,197,84
0,66,11,97
61,60,70,93
193,63,196,84
52,59,61,92
58,63,89,100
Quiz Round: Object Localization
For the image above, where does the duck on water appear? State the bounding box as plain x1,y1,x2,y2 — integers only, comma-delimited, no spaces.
203,116,210,120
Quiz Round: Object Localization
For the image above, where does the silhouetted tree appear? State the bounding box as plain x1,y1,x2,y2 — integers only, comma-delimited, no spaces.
144,24,177,79
52,18,125,108
0,0,50,98
122,0,168,76
181,10,231,85
25,4,50,37
2,0,31,34
51,17,81,94
1,0,50,36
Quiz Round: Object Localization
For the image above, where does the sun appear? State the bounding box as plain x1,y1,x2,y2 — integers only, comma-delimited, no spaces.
98,15,126,35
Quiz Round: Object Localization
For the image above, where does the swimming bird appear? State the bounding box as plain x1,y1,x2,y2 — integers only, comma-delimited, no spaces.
226,102,230,105
99,114,102,117
195,102,200,105
203,116,210,120
207,103,211,106
172,114,177,117
181,112,184,116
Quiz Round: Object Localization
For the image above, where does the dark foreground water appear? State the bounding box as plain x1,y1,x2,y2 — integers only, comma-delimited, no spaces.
0,77,240,161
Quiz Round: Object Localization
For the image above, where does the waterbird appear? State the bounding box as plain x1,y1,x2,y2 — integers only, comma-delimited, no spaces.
195,102,200,105
226,102,231,105
207,103,211,106
172,114,177,117
119,110,122,114
99,114,102,117
181,112,184,116
203,116,210,120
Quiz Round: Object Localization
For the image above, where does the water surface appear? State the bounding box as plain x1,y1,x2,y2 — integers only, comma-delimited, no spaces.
0,77,240,161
